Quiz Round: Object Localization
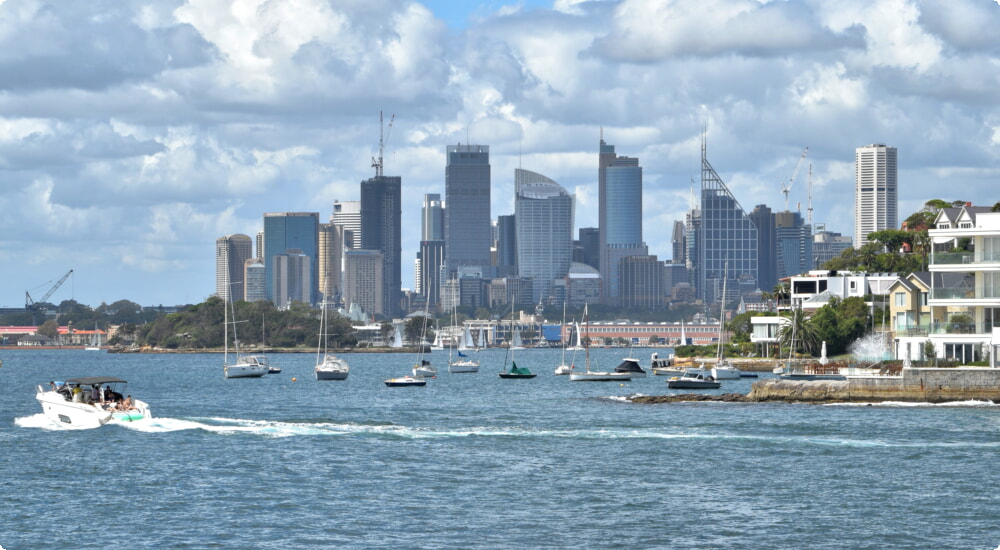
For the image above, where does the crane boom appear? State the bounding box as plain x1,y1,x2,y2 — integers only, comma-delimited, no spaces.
781,146,809,211
371,110,396,177
26,269,74,308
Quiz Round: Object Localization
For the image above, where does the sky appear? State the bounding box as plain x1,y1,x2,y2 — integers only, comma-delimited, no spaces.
1,0,999,309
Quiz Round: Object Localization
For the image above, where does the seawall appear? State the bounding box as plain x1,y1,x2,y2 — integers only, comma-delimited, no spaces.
748,367,1000,403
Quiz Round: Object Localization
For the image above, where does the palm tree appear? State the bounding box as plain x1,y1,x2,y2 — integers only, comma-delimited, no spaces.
777,308,821,357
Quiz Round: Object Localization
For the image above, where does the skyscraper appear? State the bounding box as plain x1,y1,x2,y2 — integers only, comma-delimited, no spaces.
598,136,648,304
332,200,361,249
418,240,445,311
343,249,383,317
514,168,575,304
698,136,758,302
318,223,343,301
216,234,253,302
360,175,402,318
855,144,898,247
263,212,319,304
272,249,311,309
422,193,444,241
774,210,813,279
748,204,776,291
495,214,517,278
445,144,491,276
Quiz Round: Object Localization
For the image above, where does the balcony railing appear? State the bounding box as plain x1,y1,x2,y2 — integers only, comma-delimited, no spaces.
893,324,929,336
930,287,1000,300
930,321,978,334
931,251,974,265
931,251,1000,266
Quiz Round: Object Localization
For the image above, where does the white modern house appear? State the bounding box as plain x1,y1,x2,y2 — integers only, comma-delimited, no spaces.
925,205,1000,365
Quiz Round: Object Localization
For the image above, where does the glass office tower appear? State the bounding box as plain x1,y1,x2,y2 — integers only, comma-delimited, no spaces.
445,144,491,276
262,212,319,304
514,169,574,304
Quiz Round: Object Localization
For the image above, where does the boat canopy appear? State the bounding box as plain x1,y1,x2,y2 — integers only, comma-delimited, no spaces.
615,359,643,372
508,362,532,375
64,376,127,386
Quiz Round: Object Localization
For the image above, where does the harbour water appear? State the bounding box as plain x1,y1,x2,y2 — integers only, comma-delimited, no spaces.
3,347,1000,549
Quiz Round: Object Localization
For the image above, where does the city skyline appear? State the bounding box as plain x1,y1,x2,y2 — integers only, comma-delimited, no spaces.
2,0,999,308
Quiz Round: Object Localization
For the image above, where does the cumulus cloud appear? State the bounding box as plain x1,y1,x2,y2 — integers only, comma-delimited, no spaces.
0,0,998,306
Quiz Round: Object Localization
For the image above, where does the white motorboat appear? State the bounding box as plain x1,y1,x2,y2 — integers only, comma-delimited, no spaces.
315,298,349,381
36,377,151,429
384,375,427,387
667,372,721,390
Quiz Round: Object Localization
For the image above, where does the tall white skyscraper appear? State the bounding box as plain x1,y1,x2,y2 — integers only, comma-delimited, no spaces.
216,234,253,302
855,144,898,247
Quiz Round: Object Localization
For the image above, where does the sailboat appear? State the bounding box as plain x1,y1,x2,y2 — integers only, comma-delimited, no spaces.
569,304,632,382
85,324,102,351
448,304,479,373
477,327,487,350
223,294,269,379
499,306,536,379
554,302,573,375
566,321,584,351
410,313,436,378
668,264,730,389
390,322,404,349
315,299,349,380
510,324,525,351
710,265,742,380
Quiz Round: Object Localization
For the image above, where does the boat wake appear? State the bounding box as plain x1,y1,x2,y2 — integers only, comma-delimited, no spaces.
14,413,61,430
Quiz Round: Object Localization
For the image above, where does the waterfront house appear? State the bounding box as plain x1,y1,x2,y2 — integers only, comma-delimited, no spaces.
888,272,931,361
924,205,1000,364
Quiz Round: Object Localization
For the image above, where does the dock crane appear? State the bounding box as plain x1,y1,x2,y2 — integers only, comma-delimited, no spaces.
781,147,809,211
26,269,74,322
371,110,395,177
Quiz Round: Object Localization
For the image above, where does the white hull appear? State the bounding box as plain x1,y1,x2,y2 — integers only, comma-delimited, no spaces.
569,371,632,382
554,364,573,375
711,366,742,380
224,362,269,378
652,367,686,376
412,366,437,377
448,360,480,373
315,356,350,380
36,387,151,430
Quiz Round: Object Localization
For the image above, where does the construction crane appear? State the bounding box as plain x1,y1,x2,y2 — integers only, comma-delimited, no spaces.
781,146,809,211
807,163,813,228
26,269,74,321
371,110,395,177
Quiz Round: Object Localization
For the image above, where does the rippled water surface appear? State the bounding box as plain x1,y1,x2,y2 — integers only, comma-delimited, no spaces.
3,348,1000,549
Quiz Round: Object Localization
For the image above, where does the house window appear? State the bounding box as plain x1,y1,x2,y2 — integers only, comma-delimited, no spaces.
960,222,973,229
895,292,906,307
921,292,928,306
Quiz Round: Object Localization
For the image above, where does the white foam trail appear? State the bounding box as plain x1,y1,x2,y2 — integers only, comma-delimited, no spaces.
14,413,60,430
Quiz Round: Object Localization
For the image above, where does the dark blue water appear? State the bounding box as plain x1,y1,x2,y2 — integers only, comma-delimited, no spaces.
3,348,1000,549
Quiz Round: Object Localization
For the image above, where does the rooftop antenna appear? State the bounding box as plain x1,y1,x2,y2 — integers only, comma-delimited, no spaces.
371,110,395,177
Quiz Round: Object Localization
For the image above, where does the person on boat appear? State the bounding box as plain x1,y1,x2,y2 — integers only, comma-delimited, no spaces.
71,385,84,402
49,381,56,391
123,395,134,410
91,385,101,403
103,386,113,402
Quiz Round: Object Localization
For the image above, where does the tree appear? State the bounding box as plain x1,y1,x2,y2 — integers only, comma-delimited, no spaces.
777,309,820,356
648,334,659,346
38,319,59,339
